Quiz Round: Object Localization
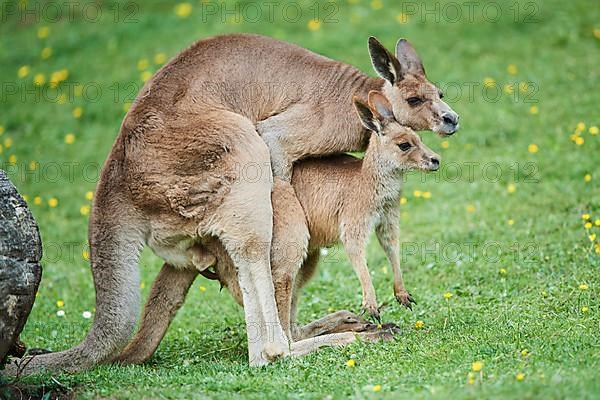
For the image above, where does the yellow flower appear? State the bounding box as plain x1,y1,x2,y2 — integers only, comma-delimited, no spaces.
154,53,167,65
584,174,592,183
521,349,528,357
34,196,42,205
140,282,146,289
123,102,132,113
466,204,476,213
519,82,529,93
527,144,538,153
499,268,508,275
8,154,17,164
507,64,518,75
64,133,75,144
400,197,407,205
37,26,50,39
141,71,152,82
483,77,495,88
58,94,67,104
49,69,69,88
82,249,90,260
56,300,65,308
396,13,409,24
74,85,83,97
80,205,90,216
589,234,596,242
18,65,30,78
33,73,46,86
137,58,149,71
199,285,207,293
507,183,516,193
595,219,600,226
585,222,592,229
575,136,584,146
441,140,450,149
41,46,52,60
579,284,588,290
371,0,383,10
582,214,590,220
72,107,83,119
507,219,515,226
346,359,356,367
307,19,322,31
503,84,514,94
422,191,431,199
372,384,382,392
444,292,453,300
4,137,13,148
581,306,589,313
415,320,424,329
471,361,483,372
413,190,422,198
174,3,192,18
22,195,28,202
590,126,599,135
529,105,538,115
595,28,600,40
48,197,58,207
576,122,586,132
516,373,525,381
85,191,94,201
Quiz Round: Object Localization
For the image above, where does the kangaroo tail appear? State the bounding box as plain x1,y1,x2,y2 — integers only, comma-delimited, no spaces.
7,191,146,376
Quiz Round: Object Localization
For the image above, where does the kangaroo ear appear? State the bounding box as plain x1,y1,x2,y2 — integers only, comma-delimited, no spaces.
368,37,403,84
367,91,394,122
353,96,382,133
395,38,425,75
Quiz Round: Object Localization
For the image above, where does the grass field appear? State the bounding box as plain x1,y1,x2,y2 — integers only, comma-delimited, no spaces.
1,0,599,398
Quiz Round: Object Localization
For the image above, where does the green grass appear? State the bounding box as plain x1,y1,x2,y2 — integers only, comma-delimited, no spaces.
1,0,599,398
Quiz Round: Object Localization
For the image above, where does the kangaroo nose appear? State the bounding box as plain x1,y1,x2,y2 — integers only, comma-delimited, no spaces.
442,113,458,126
430,157,440,170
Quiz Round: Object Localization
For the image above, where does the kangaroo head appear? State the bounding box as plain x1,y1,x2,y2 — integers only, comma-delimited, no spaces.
353,91,441,173
368,37,459,136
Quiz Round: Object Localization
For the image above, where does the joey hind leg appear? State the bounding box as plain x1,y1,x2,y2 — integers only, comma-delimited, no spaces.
291,251,379,340
375,212,416,310
341,231,380,322
116,263,198,364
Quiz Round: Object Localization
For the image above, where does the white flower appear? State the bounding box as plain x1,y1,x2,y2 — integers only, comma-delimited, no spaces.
56,310,65,317
82,311,92,319
320,248,329,256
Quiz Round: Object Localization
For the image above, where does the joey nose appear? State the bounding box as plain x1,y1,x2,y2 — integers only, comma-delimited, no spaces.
442,113,458,126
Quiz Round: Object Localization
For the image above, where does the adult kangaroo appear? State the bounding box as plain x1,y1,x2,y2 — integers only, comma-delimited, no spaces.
7,33,458,375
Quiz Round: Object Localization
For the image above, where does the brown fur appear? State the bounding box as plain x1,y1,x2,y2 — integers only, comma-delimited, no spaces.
118,93,439,364
6,34,456,375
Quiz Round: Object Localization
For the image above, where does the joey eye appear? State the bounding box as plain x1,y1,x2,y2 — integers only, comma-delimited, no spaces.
439,92,444,99
398,142,412,151
406,97,424,107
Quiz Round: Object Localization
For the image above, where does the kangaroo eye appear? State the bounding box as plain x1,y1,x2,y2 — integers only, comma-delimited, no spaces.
407,97,424,107
398,142,412,151
439,92,444,99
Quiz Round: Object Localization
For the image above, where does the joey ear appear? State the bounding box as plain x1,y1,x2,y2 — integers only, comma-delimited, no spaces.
395,38,425,75
368,37,403,84
367,91,394,122
353,96,381,133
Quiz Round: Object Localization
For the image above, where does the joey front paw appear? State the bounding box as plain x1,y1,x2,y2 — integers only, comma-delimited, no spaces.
395,290,416,310
361,303,381,323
